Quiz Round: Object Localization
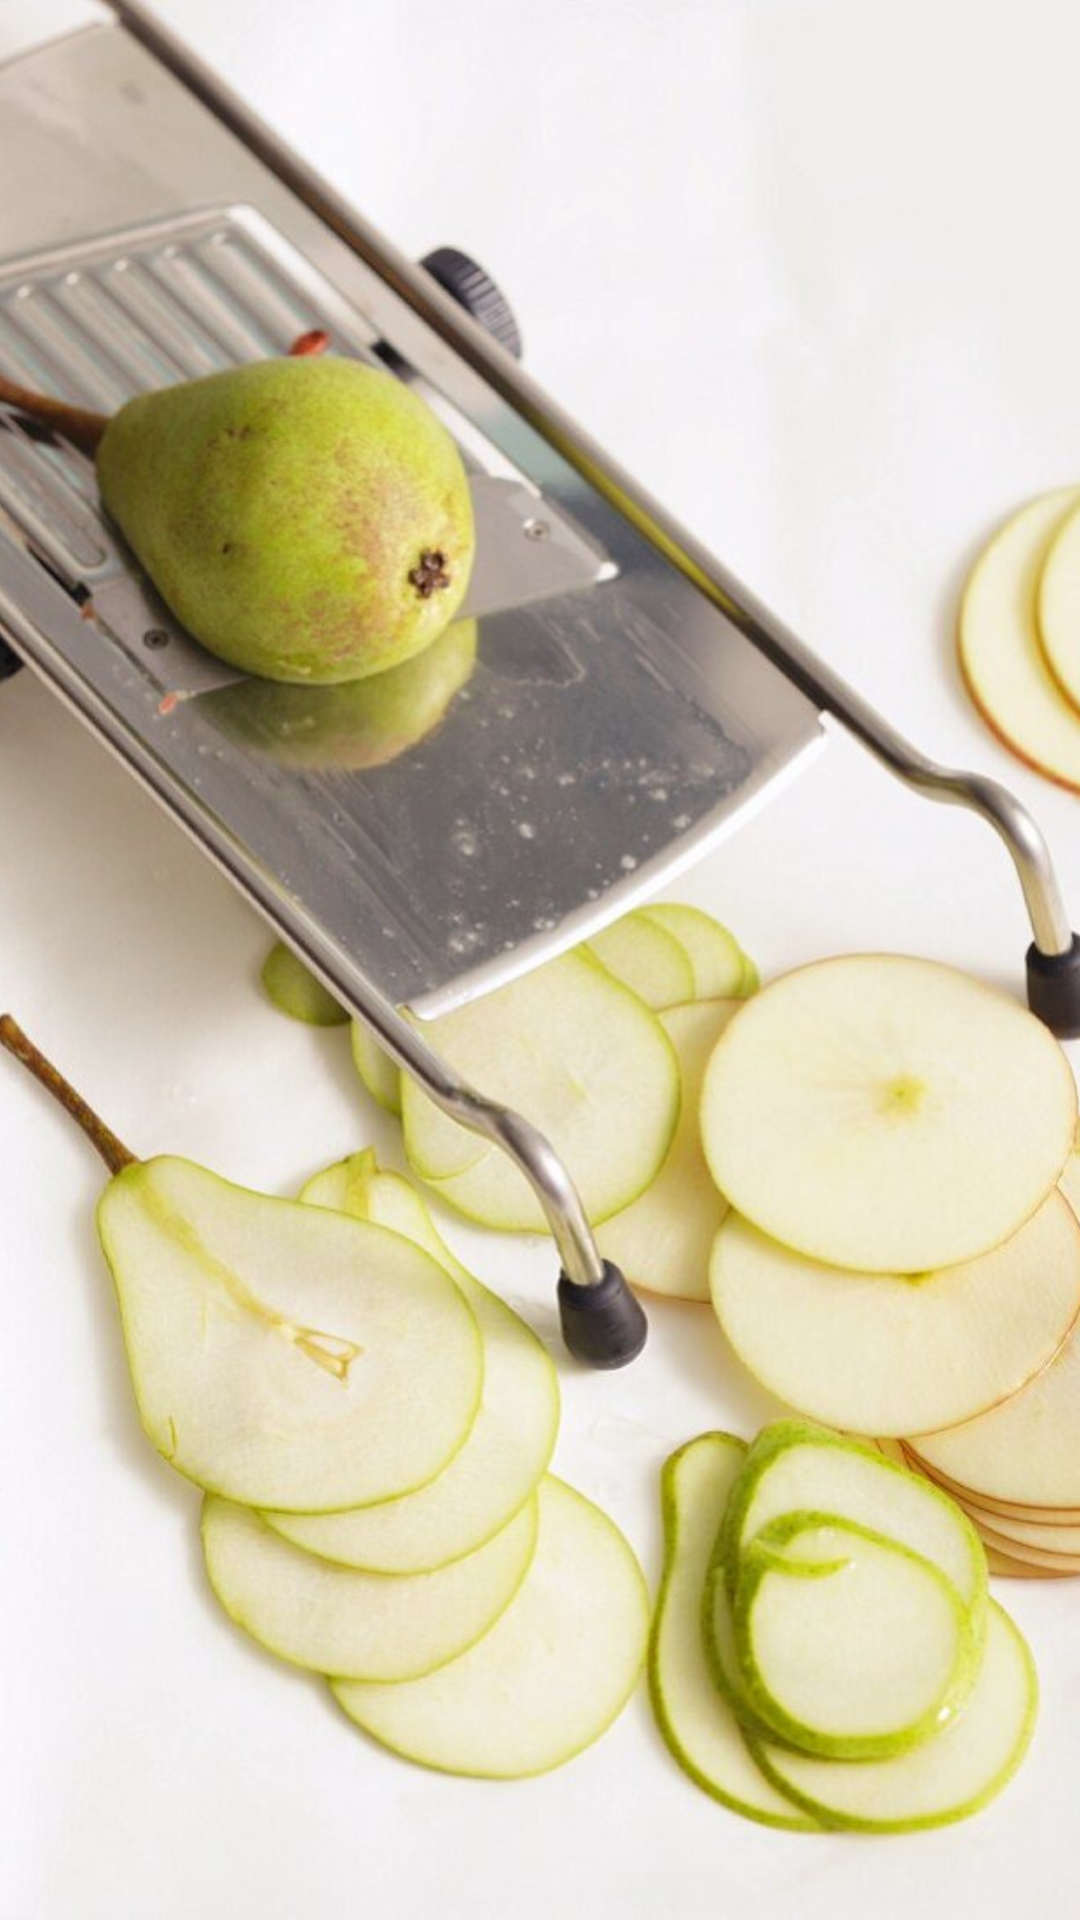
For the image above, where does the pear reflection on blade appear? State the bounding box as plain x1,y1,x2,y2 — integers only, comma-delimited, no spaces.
201,618,477,771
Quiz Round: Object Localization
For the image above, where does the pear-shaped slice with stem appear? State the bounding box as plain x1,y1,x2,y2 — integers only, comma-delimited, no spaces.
596,1000,737,1300
331,1477,648,1778
0,1017,482,1512
202,1492,537,1681
261,943,348,1027
648,1433,816,1827
261,1153,559,1572
709,1193,1080,1436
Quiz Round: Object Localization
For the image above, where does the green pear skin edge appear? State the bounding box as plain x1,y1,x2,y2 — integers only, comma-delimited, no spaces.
350,1022,402,1114
261,943,348,1027
648,1434,819,1830
729,1513,980,1761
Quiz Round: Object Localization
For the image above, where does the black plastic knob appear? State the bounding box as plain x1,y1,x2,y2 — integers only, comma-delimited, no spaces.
0,636,21,684
1026,935,1080,1038
420,247,523,360
557,1262,648,1368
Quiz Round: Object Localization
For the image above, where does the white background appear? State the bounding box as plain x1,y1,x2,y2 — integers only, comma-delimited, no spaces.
2,2,1080,1916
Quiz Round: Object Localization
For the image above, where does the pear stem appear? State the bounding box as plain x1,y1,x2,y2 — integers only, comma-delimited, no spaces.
0,1016,137,1174
0,376,109,456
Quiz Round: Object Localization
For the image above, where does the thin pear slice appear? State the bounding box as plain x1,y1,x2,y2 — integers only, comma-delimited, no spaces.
260,943,348,1026
1036,496,1080,718
984,1545,1074,1580
597,1001,737,1301
958,487,1080,790
962,1519,1080,1575
915,1310,1080,1508
331,1478,649,1778
640,903,751,999
701,954,1076,1274
899,1442,1080,1527
733,1517,978,1761
202,1492,537,1681
350,1021,402,1115
98,1156,482,1511
649,1434,816,1826
586,910,695,1010
265,1154,559,1572
723,1423,987,1630
710,1194,1080,1437
750,1602,1037,1832
401,952,680,1230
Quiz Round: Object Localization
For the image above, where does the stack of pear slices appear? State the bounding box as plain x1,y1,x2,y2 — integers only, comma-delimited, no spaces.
265,900,756,1298
0,1019,648,1781
651,1422,1037,1832
959,486,1080,791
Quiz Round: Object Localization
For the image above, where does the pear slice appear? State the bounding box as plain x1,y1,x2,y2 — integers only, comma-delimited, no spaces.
596,1000,737,1301
899,1442,1080,1527
984,1545,1074,1580
1036,496,1080,719
639,903,752,999
586,911,696,1010
350,1021,402,1115
264,1154,559,1572
723,1424,987,1628
701,954,1076,1274
261,943,348,1027
401,952,680,1230
957,488,1080,789
648,1433,816,1826
709,1193,1080,1436
732,1516,978,1761
202,1491,537,1681
914,1309,1080,1508
961,1519,1080,1575
331,1478,649,1778
749,1601,1036,1832
98,1155,483,1511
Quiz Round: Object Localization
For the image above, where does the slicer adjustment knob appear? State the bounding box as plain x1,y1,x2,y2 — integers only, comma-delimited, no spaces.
420,248,523,360
0,637,21,684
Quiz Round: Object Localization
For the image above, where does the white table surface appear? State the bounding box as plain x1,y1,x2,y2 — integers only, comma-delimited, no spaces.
2,2,1080,1916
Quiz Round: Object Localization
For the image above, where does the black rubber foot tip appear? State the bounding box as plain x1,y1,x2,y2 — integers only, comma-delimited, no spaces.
557,1262,647,1369
1026,936,1080,1039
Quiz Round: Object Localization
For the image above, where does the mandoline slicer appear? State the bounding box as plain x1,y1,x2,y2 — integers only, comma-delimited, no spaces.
1,0,1079,1368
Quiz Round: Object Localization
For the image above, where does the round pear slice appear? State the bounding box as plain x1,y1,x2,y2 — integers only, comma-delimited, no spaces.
984,1545,1074,1580
639,903,751,999
266,1155,559,1572
701,954,1076,1275
709,1193,1080,1437
350,1022,402,1115
97,1156,483,1512
749,1602,1037,1832
649,1434,816,1828
723,1423,987,1629
899,1443,1080,1528
596,1000,737,1301
1037,497,1080,719
331,1478,649,1778
958,487,1080,790
586,911,695,1010
962,1519,1080,1575
915,1311,1080,1508
202,1492,537,1681
733,1517,978,1761
401,952,680,1230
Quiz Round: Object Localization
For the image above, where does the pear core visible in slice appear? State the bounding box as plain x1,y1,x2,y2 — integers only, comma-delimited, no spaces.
734,1517,976,1761
958,488,1080,790
202,1492,537,1681
701,954,1076,1274
331,1478,649,1778
350,1021,402,1115
260,943,348,1026
1036,496,1080,720
97,1156,482,1511
640,903,750,999
710,1193,1080,1436
750,1602,1036,1832
648,1433,816,1827
267,1155,559,1572
914,1311,1080,1507
724,1424,987,1629
586,911,696,1010
597,1000,737,1301
401,952,680,1230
